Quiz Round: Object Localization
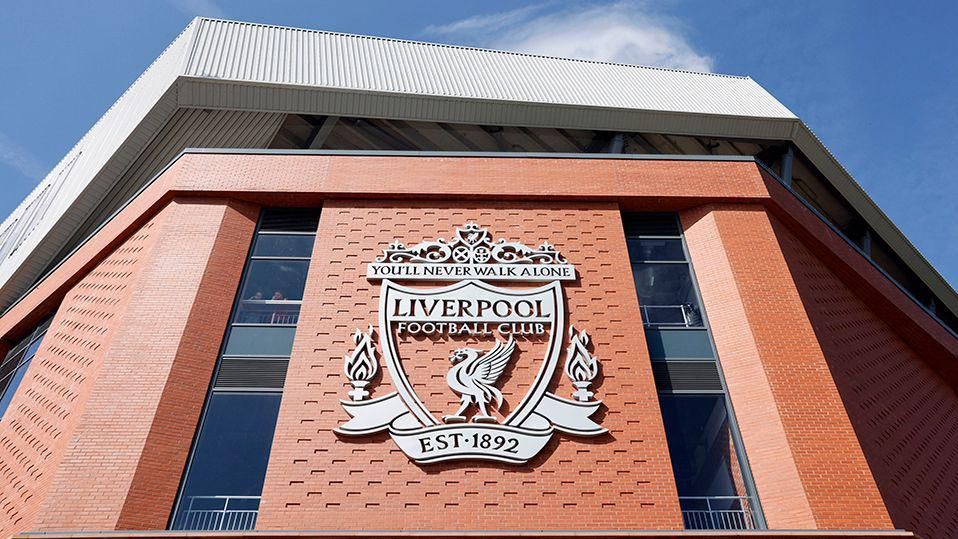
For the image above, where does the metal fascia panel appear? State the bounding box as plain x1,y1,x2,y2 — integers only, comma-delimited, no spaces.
791,125,958,315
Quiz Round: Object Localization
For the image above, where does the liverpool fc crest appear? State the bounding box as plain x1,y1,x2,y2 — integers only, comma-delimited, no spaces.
335,223,606,464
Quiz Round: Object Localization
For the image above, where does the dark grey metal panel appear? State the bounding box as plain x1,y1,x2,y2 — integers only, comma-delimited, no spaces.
651,360,723,392
214,357,289,389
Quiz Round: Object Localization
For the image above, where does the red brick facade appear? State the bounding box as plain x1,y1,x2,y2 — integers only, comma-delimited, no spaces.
258,200,680,530
775,219,958,539
0,153,952,539
682,206,891,529
0,210,164,538
0,199,258,534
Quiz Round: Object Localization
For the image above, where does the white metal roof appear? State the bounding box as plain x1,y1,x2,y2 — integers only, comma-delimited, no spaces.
183,19,794,119
0,17,953,326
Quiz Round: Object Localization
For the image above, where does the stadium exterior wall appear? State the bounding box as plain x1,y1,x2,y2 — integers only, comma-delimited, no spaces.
0,152,953,539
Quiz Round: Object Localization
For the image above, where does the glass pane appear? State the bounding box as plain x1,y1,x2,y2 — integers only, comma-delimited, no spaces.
632,263,702,326
659,394,746,498
252,234,314,258
0,358,33,419
235,301,300,325
645,329,714,359
224,326,297,357
238,260,309,304
173,392,281,529
622,213,680,237
23,334,44,360
627,238,686,262
0,349,25,386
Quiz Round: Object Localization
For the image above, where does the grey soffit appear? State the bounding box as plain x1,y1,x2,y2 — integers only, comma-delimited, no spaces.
0,16,955,323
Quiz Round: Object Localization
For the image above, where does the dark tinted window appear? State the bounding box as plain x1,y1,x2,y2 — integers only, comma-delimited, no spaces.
622,213,680,237
259,209,320,232
632,263,702,327
0,328,46,420
0,350,27,418
659,394,746,498
252,234,314,258
238,260,309,303
172,393,281,528
627,238,685,262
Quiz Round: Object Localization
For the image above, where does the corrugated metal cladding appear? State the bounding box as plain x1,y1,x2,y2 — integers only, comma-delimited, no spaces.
0,16,954,329
0,20,198,308
184,19,795,119
40,109,285,279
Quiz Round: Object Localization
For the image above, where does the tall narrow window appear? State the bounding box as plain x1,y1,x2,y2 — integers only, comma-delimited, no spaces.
0,319,50,420
171,208,320,531
624,213,763,530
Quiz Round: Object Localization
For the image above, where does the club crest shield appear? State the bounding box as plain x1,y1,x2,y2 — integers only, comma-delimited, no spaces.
336,223,606,464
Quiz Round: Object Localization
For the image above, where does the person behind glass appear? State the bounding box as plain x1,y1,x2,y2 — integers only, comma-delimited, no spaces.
240,290,265,323
270,290,288,324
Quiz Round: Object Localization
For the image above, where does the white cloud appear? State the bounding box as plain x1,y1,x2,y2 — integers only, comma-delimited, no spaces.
423,1,712,72
166,0,225,18
0,132,47,180
424,4,549,36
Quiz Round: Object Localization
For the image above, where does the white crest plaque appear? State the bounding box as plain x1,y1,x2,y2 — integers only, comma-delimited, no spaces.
336,223,606,464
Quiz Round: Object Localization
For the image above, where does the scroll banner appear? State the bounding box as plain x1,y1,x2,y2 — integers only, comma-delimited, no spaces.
336,392,605,464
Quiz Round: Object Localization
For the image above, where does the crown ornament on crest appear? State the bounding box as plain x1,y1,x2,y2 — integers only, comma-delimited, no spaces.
376,223,568,266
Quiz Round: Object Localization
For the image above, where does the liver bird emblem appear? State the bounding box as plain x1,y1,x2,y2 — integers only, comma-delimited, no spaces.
443,337,517,423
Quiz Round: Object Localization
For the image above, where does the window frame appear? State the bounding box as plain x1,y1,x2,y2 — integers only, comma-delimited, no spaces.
170,390,283,529
0,320,49,421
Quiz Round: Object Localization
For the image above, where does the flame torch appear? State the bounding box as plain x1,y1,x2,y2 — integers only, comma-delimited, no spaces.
344,325,378,401
564,327,599,402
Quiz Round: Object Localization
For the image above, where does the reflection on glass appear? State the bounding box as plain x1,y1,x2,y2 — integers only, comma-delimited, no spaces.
632,263,702,326
0,351,27,418
172,393,281,530
659,394,745,498
627,238,686,262
224,326,297,357
238,260,309,304
645,329,714,359
252,234,314,258
0,351,24,391
0,333,44,419
235,302,301,325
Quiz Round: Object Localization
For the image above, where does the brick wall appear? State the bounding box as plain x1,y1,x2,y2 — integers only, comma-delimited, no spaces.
0,212,164,537
682,204,893,530
0,155,951,537
257,200,683,531
681,206,816,529
33,199,257,531
775,217,958,539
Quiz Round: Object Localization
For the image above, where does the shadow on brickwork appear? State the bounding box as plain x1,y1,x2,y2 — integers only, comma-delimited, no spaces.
772,218,958,539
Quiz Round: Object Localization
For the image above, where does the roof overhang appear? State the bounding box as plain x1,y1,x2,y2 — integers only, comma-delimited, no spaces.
1,17,954,330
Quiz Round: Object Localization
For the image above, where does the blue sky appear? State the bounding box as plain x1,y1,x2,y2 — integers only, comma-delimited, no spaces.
1,1,956,285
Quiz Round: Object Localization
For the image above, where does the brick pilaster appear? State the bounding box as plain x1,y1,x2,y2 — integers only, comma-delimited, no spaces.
682,204,892,530
33,198,258,531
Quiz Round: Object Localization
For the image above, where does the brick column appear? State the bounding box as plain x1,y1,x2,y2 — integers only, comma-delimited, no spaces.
0,210,168,538
33,198,259,531
681,204,892,530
